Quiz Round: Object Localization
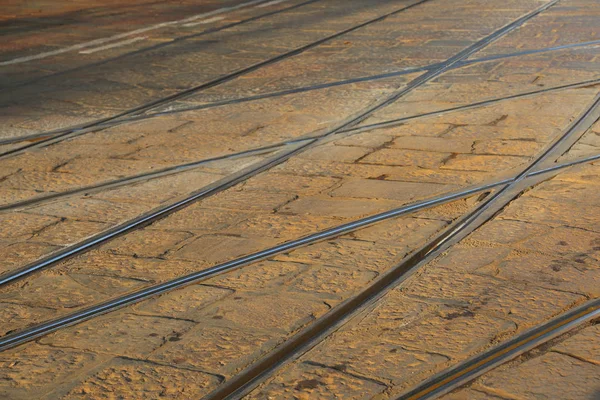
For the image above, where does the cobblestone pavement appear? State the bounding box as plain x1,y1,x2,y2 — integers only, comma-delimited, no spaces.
0,0,599,399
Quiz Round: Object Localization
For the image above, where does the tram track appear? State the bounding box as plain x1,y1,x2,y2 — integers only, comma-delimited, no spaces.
0,1,557,290
0,75,596,219
199,90,600,400
0,1,598,399
3,42,597,154
1,144,599,353
0,0,432,159
5,0,597,155
396,299,600,400
0,0,322,92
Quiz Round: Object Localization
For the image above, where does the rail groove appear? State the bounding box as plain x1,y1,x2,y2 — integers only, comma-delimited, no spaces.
397,299,600,400
4,34,598,150
0,140,313,287
0,0,541,288
3,114,598,355
0,0,431,159
202,78,600,400
0,0,322,91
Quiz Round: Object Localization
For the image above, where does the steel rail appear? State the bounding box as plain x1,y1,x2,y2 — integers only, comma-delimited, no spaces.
5,33,598,149
0,0,431,159
0,0,529,288
1,75,597,215
1,133,598,354
397,299,600,400
0,0,322,91
0,139,313,287
0,0,585,357
0,141,291,212
0,175,504,352
205,63,600,400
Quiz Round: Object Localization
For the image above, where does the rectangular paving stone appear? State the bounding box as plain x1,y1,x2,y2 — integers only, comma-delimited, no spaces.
62,358,221,400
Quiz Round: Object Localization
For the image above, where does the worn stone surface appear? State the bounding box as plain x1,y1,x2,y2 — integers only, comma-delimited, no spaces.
1,0,600,398
248,162,600,399
444,343,600,400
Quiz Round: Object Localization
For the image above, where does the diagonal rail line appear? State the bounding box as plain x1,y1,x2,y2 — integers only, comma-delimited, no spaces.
0,0,431,159
1,76,598,216
204,74,600,400
4,34,599,150
0,0,547,288
397,299,600,400
1,128,598,355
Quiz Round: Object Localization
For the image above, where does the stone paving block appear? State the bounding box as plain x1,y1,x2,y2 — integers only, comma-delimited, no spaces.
472,139,542,156
222,214,338,241
329,179,455,202
0,242,61,275
405,196,481,222
279,196,401,219
390,136,474,153
0,212,58,238
287,264,378,299
441,154,529,172
25,198,155,224
148,206,249,232
270,158,405,180
499,196,600,232
33,219,110,246
357,292,439,332
248,362,387,400
333,132,396,148
240,173,340,196
359,148,452,169
519,225,600,261
468,219,551,245
39,313,195,358
473,352,600,400
441,388,497,400
405,266,584,329
62,358,221,399
309,336,449,385
0,344,107,400
57,252,200,282
297,145,371,162
495,252,599,296
381,167,493,185
352,216,448,247
149,324,279,376
202,291,330,333
199,189,297,212
276,238,405,273
375,305,516,357
0,274,110,310
205,260,307,291
89,170,225,205
553,325,600,365
524,178,600,207
170,234,275,264
104,229,193,258
132,284,233,320
0,188,40,205
67,272,147,297
0,302,57,336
